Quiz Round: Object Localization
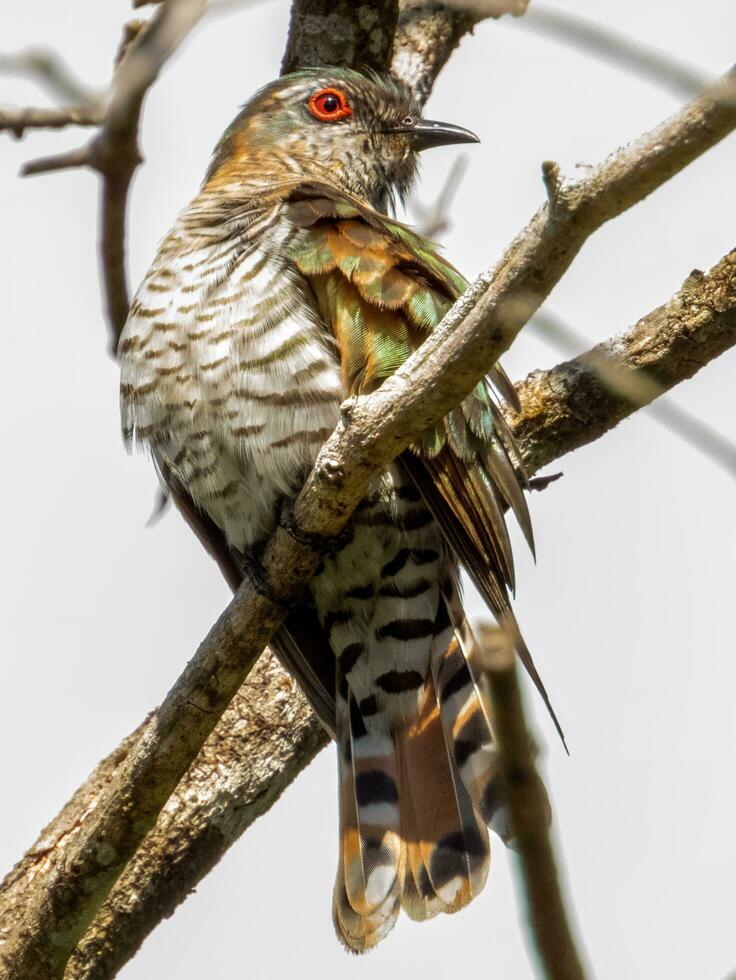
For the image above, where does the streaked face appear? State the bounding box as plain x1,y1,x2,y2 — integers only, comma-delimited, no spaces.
209,68,478,210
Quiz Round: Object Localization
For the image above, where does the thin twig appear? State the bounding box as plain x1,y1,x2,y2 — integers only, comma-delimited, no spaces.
0,105,102,138
0,48,100,107
476,623,588,980
443,0,529,15
410,153,469,238
2,64,734,980
520,5,712,100
22,146,92,175
541,159,563,209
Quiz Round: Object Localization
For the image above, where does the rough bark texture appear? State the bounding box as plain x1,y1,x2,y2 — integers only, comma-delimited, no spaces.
281,1,400,74
67,654,326,980
0,720,152,951
391,0,529,105
392,2,476,105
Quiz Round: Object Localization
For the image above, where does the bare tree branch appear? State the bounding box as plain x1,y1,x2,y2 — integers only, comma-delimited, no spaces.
67,654,326,979
392,2,475,106
476,623,589,980
530,308,736,479
391,0,528,106
2,61,734,976
512,253,736,474
0,718,154,959
0,105,102,137
407,125,735,478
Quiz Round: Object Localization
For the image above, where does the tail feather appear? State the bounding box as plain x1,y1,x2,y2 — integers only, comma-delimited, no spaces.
398,673,489,914
397,767,445,922
432,634,510,840
437,578,551,842
435,579,512,838
333,576,548,952
333,881,401,953
334,674,403,951
399,849,438,922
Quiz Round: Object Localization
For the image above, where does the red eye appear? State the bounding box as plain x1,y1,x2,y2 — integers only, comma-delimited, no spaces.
308,88,352,122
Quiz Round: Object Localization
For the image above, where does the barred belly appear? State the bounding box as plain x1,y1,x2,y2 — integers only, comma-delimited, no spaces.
311,473,451,730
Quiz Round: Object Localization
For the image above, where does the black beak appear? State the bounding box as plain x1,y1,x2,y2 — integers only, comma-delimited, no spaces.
390,117,480,151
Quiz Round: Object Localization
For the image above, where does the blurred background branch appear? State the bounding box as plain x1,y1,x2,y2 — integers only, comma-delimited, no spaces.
0,104,101,137
410,152,470,237
0,47,101,106
476,622,588,980
519,4,711,98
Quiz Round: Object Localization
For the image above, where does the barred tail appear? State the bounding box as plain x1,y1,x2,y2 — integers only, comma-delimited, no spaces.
397,670,490,920
333,672,402,952
436,574,516,840
432,633,512,843
435,575,551,843
332,574,544,951
333,649,514,948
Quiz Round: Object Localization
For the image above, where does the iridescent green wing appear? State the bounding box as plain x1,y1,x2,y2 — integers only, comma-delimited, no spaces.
286,184,562,742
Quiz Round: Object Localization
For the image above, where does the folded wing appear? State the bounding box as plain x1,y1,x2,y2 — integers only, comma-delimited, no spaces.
286,183,564,745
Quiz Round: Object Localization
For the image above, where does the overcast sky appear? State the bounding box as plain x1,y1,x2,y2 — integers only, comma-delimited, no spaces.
2,1,735,978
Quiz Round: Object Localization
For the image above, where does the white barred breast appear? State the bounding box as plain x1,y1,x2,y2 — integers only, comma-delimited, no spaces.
119,201,344,551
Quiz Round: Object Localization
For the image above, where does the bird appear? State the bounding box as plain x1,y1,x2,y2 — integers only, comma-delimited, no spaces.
119,67,560,951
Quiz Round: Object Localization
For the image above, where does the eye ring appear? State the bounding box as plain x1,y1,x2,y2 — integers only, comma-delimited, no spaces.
308,87,353,122
401,115,415,127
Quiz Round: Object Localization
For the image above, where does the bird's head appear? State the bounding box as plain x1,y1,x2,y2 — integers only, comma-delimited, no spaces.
205,68,479,211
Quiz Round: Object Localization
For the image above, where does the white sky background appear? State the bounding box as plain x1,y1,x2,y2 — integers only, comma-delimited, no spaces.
1,1,735,978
